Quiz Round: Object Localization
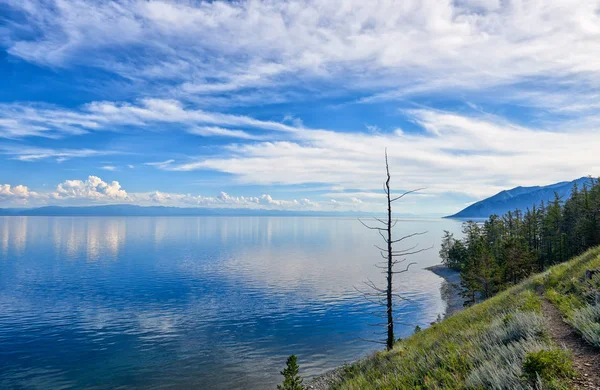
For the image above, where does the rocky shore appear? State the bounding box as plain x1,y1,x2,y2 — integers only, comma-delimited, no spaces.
307,367,344,390
425,264,465,317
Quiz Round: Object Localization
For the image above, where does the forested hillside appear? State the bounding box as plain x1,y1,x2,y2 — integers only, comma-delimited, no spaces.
440,177,600,304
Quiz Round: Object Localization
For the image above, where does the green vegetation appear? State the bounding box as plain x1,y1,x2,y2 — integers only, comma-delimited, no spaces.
540,248,600,348
522,349,574,383
278,355,306,390
440,177,600,305
333,284,569,389
331,246,600,389
571,305,600,347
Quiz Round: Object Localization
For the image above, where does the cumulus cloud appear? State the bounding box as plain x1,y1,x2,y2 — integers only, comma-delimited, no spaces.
0,177,353,210
139,191,320,210
0,184,37,203
52,176,128,201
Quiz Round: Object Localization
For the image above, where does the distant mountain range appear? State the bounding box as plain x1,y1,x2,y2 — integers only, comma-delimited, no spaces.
0,204,377,217
446,177,594,219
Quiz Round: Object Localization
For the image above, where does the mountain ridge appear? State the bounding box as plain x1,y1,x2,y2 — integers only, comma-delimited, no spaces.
446,176,594,219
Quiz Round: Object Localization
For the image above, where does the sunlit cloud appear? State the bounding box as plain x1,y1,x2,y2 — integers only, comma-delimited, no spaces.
0,176,365,211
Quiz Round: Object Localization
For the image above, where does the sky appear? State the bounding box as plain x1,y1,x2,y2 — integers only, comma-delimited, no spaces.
0,0,599,214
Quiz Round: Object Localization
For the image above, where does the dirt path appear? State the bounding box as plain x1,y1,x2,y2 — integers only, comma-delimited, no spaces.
539,296,600,389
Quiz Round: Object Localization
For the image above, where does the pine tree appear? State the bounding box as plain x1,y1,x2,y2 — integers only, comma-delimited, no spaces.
277,355,305,390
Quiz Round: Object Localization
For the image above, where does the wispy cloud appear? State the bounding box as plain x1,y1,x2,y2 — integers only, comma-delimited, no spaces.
3,0,600,109
187,126,269,140
166,109,600,198
0,99,301,139
0,145,119,162
143,159,174,169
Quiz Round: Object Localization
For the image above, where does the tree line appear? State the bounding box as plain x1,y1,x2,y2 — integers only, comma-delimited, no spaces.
440,177,600,305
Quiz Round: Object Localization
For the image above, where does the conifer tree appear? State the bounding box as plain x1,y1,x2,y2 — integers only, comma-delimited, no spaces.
277,355,305,390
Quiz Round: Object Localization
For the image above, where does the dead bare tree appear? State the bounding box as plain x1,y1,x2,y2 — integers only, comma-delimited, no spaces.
357,150,431,350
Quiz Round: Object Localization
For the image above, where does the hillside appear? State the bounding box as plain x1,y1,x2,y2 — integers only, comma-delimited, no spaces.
325,246,600,389
447,177,593,219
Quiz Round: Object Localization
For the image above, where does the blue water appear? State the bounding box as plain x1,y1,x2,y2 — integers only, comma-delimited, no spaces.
0,216,462,389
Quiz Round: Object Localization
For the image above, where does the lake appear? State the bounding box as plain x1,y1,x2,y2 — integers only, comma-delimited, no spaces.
0,216,463,389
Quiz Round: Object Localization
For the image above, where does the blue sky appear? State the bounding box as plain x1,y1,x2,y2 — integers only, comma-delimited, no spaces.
1,0,599,214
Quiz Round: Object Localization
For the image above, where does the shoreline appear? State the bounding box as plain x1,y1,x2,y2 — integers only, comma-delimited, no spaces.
308,265,464,389
424,264,465,317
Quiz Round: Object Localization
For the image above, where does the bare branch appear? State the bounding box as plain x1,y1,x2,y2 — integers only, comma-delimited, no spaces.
374,244,388,252
390,231,428,244
358,218,386,231
390,188,426,202
372,217,388,226
390,262,417,274
391,246,434,257
391,243,420,253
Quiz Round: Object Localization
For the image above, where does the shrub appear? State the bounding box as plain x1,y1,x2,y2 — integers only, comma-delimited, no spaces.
570,304,600,347
522,349,574,382
278,355,306,390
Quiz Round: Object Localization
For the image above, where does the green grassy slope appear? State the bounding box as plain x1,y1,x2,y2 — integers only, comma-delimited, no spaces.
331,246,600,390
542,248,600,348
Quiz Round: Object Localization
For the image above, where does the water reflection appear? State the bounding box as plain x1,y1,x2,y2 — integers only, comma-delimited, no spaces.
0,216,462,389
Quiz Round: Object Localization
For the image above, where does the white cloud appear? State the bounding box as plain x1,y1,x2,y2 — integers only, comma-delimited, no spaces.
1,99,599,204
101,165,117,171
188,126,268,140
0,99,300,139
0,176,359,210
0,145,119,162
0,104,100,138
144,159,175,169
138,189,338,210
52,176,128,201
3,0,600,109
166,109,600,199
0,184,37,204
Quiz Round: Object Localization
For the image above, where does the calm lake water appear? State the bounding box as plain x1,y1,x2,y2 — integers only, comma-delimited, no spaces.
0,216,462,389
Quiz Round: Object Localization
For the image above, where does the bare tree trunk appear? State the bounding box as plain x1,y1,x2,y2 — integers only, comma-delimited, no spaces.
357,150,431,351
385,155,394,350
